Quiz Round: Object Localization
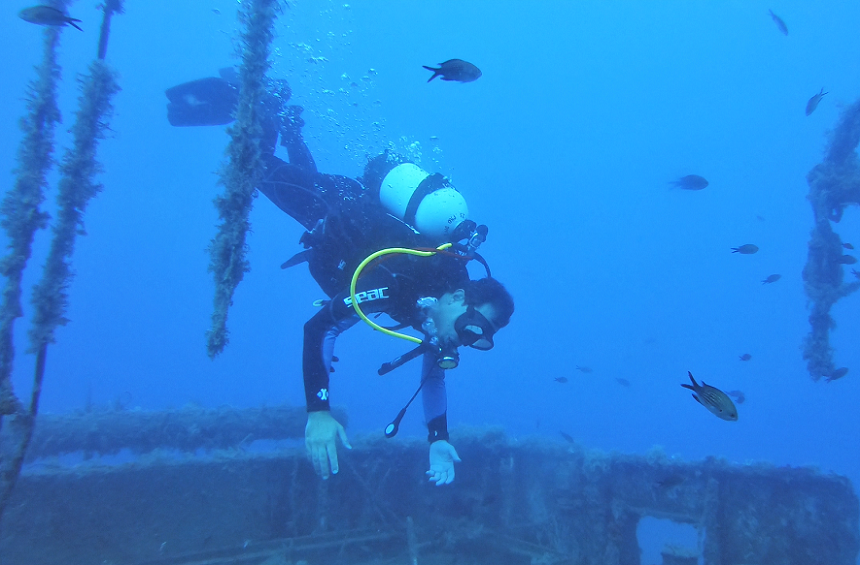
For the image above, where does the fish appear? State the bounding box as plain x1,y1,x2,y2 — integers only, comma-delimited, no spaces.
768,9,788,36
853,269,860,280
844,243,855,250
559,431,575,444
575,365,593,373
805,88,828,116
739,353,752,361
762,274,781,284
554,376,569,384
615,378,631,387
422,59,482,83
825,367,848,383
18,5,82,31
669,175,709,190
681,372,738,421
726,390,746,404
732,244,759,254
839,255,857,265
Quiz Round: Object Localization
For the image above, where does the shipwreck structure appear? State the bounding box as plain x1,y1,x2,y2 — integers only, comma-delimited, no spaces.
1,2,859,564
0,404,856,565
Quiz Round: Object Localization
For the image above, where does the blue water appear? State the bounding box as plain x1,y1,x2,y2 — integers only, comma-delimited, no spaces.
2,0,859,560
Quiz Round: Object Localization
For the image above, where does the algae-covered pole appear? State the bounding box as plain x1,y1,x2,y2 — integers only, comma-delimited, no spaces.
206,0,283,357
0,36,121,525
0,27,62,419
802,98,860,381
28,62,120,365
0,0,69,527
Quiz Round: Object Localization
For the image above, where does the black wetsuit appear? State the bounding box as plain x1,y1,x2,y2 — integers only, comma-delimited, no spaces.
164,74,473,441
259,133,468,442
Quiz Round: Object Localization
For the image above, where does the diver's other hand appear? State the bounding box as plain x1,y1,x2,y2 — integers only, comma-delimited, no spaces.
305,411,351,479
426,440,461,486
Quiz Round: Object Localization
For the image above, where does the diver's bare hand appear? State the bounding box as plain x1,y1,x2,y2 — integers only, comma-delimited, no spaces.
305,411,351,479
426,440,461,486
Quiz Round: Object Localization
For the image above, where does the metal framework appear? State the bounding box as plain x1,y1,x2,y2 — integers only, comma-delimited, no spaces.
0,406,856,565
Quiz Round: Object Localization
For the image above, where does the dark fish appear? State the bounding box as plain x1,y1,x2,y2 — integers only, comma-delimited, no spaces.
839,255,857,265
844,243,855,250
19,5,82,31
422,59,482,83
615,378,631,387
853,268,860,280
739,353,752,361
805,88,828,116
726,390,746,404
669,175,709,190
825,367,848,383
575,365,593,373
732,244,759,254
768,9,788,36
681,372,738,421
559,431,575,444
762,274,781,284
756,215,766,222
554,376,569,384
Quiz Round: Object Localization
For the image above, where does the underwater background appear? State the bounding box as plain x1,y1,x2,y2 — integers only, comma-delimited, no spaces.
2,1,859,562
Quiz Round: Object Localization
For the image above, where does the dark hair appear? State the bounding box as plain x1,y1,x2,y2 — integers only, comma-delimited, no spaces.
464,277,514,329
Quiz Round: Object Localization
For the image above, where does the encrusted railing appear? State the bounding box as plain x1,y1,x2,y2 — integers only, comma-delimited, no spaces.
0,409,856,565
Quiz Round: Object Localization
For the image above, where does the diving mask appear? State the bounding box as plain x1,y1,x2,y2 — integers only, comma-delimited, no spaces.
454,305,495,351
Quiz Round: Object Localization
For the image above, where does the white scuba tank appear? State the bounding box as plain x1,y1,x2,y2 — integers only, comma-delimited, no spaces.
378,163,468,242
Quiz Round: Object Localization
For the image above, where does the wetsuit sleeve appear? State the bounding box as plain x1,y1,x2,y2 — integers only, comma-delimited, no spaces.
421,352,449,442
303,267,402,412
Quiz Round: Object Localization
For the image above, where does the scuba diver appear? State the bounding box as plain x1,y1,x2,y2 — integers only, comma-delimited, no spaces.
166,71,515,485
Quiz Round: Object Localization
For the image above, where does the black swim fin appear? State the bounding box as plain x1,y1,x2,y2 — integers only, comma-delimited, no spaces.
281,249,312,269
165,77,238,127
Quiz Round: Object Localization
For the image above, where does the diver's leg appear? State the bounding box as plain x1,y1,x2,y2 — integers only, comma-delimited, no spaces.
259,155,330,230
257,158,367,233
280,106,317,173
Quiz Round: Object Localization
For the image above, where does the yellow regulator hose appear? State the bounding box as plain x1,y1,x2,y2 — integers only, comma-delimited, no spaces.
349,243,452,344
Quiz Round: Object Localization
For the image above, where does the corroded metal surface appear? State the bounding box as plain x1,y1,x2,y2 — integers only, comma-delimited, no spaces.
19,404,346,460
0,424,856,565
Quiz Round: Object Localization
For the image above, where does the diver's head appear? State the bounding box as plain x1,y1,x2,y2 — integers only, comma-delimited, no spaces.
430,278,514,350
